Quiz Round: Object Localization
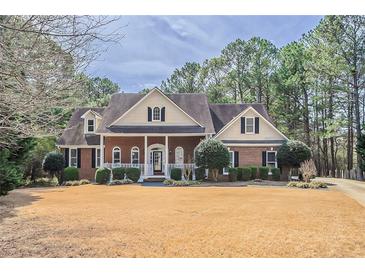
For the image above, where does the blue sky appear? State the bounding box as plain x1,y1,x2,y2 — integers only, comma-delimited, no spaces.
87,16,322,92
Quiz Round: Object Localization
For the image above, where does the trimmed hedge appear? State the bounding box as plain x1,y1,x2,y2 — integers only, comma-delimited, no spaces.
228,168,238,182
249,166,258,179
271,167,280,181
241,167,251,181
95,167,111,184
237,167,243,181
112,167,125,180
125,167,141,182
170,168,182,181
64,167,79,181
259,166,269,180
195,167,205,181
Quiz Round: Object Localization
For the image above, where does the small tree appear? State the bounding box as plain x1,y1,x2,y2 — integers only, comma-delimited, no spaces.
277,140,311,168
195,139,230,182
299,159,317,183
42,152,64,183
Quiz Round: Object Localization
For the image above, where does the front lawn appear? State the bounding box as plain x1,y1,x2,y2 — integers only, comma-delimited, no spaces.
1,185,365,257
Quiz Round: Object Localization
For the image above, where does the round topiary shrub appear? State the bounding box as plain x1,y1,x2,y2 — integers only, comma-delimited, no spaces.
195,167,205,181
241,167,252,181
228,168,238,182
112,167,125,180
271,167,280,181
42,152,65,182
64,167,79,181
259,166,269,180
125,167,141,182
95,167,111,184
170,168,182,180
277,140,311,168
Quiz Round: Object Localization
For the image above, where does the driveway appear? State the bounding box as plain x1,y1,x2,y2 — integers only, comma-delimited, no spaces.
314,177,365,207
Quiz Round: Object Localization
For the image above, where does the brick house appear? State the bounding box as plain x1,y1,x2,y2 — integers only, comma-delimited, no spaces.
57,87,288,180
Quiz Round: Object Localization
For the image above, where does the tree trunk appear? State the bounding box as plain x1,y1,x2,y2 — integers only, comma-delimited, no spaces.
303,88,311,146
353,72,363,179
328,81,336,176
347,89,354,170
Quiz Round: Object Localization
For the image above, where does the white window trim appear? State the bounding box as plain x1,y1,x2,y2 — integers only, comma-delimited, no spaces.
130,146,140,164
86,118,95,133
112,146,121,164
223,150,235,175
175,146,184,164
245,117,255,134
266,151,277,175
152,107,161,121
69,148,78,167
96,148,101,168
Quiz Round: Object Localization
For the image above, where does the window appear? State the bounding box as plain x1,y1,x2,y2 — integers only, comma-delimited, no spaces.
96,148,101,168
266,151,277,168
70,148,78,167
87,119,95,133
175,147,184,164
153,107,161,121
223,151,234,175
131,147,139,164
245,117,254,133
112,147,121,164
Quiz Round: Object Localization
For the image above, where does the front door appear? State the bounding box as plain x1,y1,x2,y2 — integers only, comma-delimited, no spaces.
153,151,162,173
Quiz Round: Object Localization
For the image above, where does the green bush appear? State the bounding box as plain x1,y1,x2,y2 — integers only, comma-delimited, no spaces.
65,180,81,186
241,167,252,181
287,181,327,189
64,167,79,181
170,168,182,180
277,140,311,168
237,168,243,181
42,152,64,182
249,166,258,179
259,166,269,180
0,149,22,195
163,179,175,185
112,167,125,180
287,182,298,187
228,168,238,182
195,167,206,181
271,168,280,181
108,179,133,185
95,167,111,184
125,167,141,182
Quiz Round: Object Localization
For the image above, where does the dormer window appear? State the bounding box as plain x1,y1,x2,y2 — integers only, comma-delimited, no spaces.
153,107,161,121
87,119,95,133
245,117,254,134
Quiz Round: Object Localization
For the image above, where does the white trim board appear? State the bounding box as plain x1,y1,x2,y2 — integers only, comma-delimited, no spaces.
108,87,204,128
80,109,102,119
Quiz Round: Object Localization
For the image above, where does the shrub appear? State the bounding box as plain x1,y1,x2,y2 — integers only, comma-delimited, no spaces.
95,167,111,184
287,181,327,189
125,167,141,182
194,138,230,181
112,167,125,180
25,177,58,187
108,179,133,185
237,168,243,181
170,168,182,181
277,140,311,168
64,167,79,181
163,179,201,186
287,182,297,187
195,167,205,181
228,168,238,182
163,179,175,185
241,167,251,181
0,149,22,195
259,166,269,180
297,182,310,188
65,180,81,186
271,168,280,181
80,179,90,185
249,166,258,179
42,152,64,182
299,159,317,183
309,181,327,189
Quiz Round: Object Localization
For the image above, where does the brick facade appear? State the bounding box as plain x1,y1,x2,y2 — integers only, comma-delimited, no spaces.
227,145,280,167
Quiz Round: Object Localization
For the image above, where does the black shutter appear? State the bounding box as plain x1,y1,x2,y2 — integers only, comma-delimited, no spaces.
255,117,259,134
262,151,266,166
241,117,245,133
147,107,152,122
91,148,96,168
77,148,81,168
161,107,165,121
64,148,69,167
234,151,239,167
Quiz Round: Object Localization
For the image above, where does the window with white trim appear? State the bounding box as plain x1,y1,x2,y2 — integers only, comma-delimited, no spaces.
223,151,234,175
70,148,78,167
131,147,139,164
112,147,121,164
96,148,101,168
245,117,254,133
87,119,95,133
175,147,184,164
153,107,161,121
266,151,277,168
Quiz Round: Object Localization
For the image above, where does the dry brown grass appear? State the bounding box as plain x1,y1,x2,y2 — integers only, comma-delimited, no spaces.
1,185,365,258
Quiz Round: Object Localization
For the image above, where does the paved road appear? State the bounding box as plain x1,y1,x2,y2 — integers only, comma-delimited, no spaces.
316,177,365,207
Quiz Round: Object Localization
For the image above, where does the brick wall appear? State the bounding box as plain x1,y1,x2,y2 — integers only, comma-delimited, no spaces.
168,136,203,163
104,136,145,163
227,146,280,167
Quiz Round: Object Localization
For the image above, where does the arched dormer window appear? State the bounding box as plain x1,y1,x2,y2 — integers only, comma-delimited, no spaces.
175,146,184,164
131,146,139,164
153,107,161,121
112,147,121,164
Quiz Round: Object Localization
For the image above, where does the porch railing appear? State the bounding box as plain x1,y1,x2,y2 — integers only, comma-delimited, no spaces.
167,163,197,180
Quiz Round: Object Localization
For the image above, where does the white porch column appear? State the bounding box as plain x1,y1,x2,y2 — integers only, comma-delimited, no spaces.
144,136,148,176
165,135,169,178
100,134,104,168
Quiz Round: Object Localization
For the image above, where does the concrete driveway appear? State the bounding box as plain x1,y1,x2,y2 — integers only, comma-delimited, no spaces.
315,177,365,207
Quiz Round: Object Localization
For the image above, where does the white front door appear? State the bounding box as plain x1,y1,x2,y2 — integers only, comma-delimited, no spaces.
153,151,163,173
